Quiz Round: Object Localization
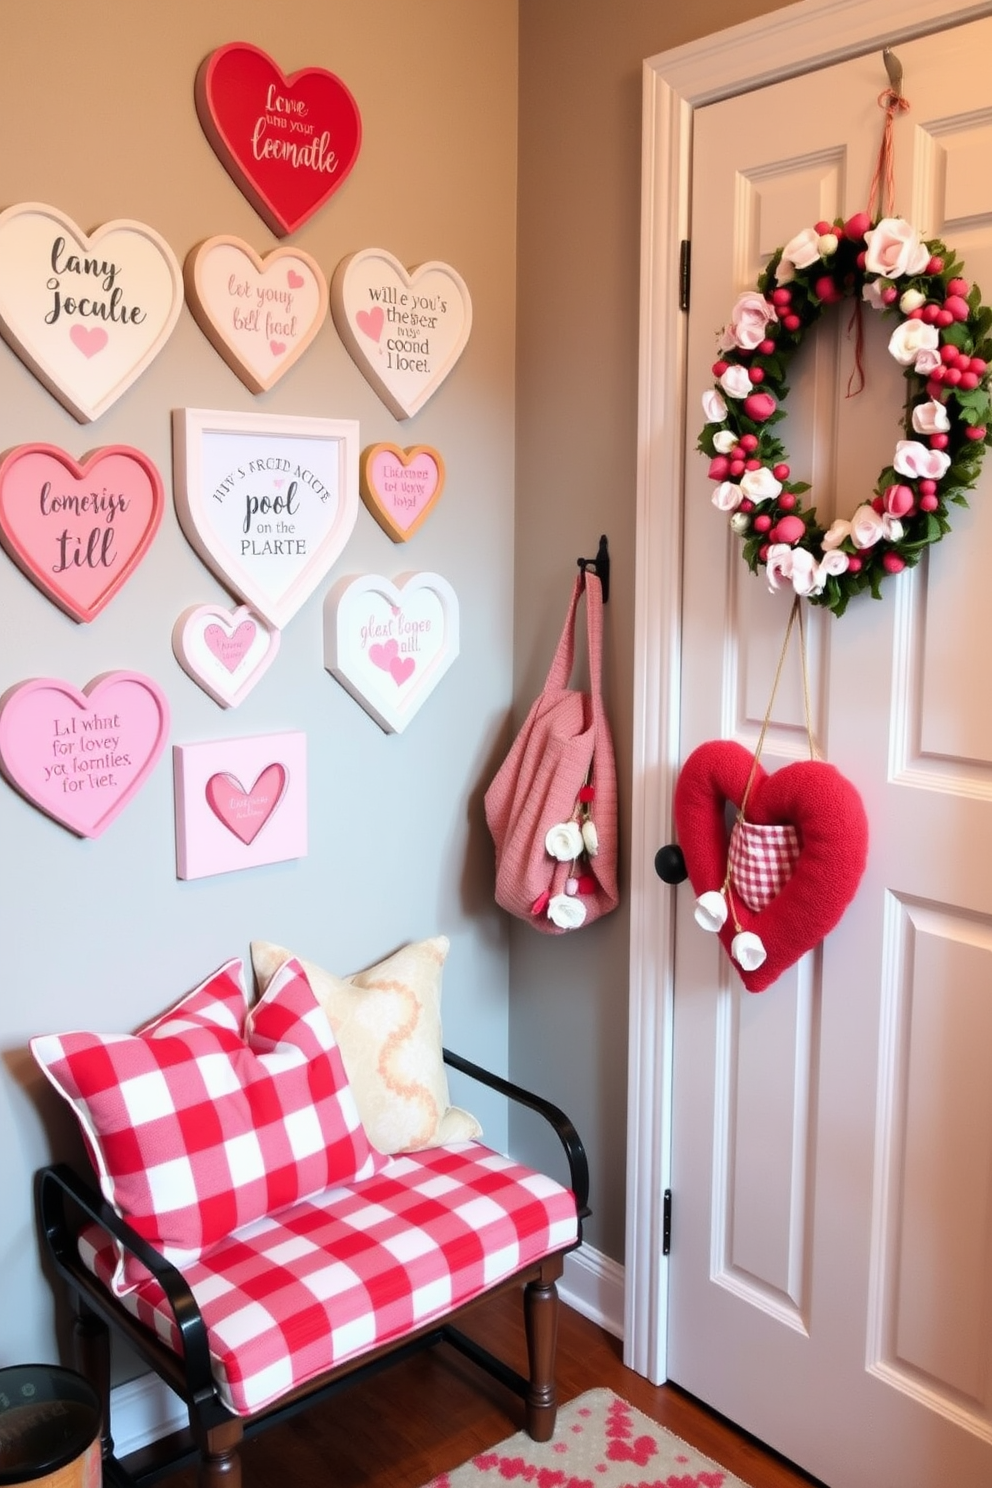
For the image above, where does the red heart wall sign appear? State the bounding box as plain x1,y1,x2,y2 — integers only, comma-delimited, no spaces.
195,43,362,236
673,739,869,993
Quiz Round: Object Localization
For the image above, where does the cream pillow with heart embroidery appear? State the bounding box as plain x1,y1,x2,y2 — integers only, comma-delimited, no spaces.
250,936,482,1154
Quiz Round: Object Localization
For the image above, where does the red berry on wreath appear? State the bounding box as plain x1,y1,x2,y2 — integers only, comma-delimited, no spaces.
947,278,969,297
753,515,772,533
771,287,791,306
773,464,791,481
970,358,988,375
844,211,872,241
778,492,796,510
743,392,777,421
918,479,937,495
935,309,954,328
757,338,776,355
847,556,863,573
960,372,980,391
945,294,970,321
965,426,987,441
926,256,944,274
749,367,765,383
929,435,948,450
709,456,731,480
882,553,906,574
729,459,745,477
783,313,802,331
773,515,806,544
920,493,939,512
740,434,759,452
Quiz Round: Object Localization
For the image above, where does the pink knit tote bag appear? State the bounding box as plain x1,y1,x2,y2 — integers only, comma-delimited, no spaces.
484,571,619,933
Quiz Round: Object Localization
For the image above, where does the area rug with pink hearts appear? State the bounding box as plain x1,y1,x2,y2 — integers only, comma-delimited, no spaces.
425,1388,751,1488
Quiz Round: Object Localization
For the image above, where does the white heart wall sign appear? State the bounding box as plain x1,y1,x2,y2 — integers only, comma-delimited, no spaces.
173,408,359,630
185,236,329,393
330,248,472,420
0,202,183,423
172,602,281,709
324,572,460,733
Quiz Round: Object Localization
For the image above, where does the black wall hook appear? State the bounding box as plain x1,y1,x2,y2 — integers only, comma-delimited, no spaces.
577,534,610,603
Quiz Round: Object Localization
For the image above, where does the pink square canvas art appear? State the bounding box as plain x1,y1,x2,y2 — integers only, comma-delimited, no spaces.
174,731,307,879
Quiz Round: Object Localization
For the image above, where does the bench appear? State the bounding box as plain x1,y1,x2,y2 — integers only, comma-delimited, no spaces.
32,950,588,1488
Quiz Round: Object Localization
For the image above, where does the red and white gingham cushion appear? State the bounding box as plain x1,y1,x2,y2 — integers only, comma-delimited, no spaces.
728,818,800,912
33,958,378,1294
78,1142,579,1416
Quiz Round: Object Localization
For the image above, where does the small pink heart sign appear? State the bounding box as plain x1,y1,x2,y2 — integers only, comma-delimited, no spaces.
0,444,164,622
324,571,459,734
205,763,288,845
0,672,170,838
172,602,281,709
360,443,445,542
173,732,307,880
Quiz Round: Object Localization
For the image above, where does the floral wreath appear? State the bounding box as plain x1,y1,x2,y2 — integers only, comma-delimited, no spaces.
698,213,992,617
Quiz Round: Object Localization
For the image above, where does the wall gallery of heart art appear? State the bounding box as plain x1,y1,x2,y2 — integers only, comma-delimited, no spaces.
0,39,470,876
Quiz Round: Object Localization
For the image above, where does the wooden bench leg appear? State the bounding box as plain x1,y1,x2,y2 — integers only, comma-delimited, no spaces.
523,1255,564,1442
193,1417,244,1488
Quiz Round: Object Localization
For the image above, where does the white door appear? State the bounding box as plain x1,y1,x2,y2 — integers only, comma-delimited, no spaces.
664,17,992,1488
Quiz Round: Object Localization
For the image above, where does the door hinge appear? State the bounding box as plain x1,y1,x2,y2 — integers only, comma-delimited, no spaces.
678,241,691,312
662,1188,672,1255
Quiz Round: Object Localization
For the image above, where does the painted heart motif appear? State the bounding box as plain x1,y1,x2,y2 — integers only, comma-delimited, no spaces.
0,672,170,838
0,202,183,422
185,236,329,393
324,571,459,734
360,442,445,542
0,444,164,623
205,762,287,845
172,407,359,630
330,248,472,419
172,602,281,709
195,42,362,237
674,739,869,993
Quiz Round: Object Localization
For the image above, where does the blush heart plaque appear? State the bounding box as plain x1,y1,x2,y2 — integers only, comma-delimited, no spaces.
324,571,459,734
0,672,170,838
673,739,869,992
172,603,281,709
205,763,287,845
173,408,359,630
195,42,362,237
173,732,307,880
185,236,329,393
0,202,183,423
0,443,164,622
359,443,445,542
330,248,472,420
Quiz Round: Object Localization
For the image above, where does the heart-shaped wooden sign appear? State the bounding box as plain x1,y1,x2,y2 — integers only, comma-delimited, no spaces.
173,408,359,630
195,42,362,237
674,739,869,992
324,571,459,733
172,602,281,709
0,671,170,838
185,236,329,393
330,248,472,419
0,203,183,423
0,443,164,622
360,443,445,542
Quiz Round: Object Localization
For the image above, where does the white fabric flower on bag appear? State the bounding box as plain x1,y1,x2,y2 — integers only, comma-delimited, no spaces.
545,820,584,861
548,894,587,930
731,930,767,971
694,891,728,932
581,819,599,856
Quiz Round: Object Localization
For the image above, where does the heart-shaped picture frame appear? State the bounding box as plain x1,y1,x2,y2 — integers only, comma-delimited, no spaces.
0,202,183,423
359,443,445,542
0,443,164,622
0,671,170,838
330,248,472,420
173,408,359,630
324,571,459,734
172,602,281,709
195,42,362,237
173,732,307,880
185,236,329,393
674,738,869,992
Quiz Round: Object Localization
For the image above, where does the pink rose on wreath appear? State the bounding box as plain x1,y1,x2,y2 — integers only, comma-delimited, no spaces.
888,319,939,366
719,290,779,351
775,225,822,282
712,480,743,512
821,518,852,550
740,466,782,502
850,504,903,548
701,388,728,422
719,364,753,399
743,391,777,422
766,544,820,596
893,440,952,481
864,217,931,278
911,399,951,435
883,484,915,518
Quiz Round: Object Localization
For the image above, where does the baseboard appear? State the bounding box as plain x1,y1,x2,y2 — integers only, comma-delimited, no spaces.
109,1243,626,1457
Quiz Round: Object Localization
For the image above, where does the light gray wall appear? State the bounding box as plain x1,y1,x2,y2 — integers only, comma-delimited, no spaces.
1,0,518,1371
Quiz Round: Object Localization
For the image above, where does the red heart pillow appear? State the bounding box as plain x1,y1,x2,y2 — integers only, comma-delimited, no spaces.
674,739,869,992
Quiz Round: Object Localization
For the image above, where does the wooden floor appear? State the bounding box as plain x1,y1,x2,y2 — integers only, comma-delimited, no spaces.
129,1291,826,1488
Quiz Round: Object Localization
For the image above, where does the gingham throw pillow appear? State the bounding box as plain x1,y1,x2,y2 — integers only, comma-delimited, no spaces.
31,957,377,1294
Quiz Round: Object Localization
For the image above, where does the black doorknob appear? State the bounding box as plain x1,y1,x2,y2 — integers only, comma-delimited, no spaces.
654,843,688,883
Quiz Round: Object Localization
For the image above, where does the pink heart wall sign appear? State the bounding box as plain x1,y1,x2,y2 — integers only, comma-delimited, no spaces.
205,763,288,845
185,236,329,393
173,733,307,880
195,43,362,237
324,571,459,734
0,203,183,423
172,602,281,709
360,443,445,542
0,672,170,838
0,444,164,622
330,248,472,420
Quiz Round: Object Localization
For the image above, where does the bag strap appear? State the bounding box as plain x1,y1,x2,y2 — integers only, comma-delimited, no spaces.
543,571,605,697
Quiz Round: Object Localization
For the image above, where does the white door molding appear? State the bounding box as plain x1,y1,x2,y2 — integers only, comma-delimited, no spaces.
626,0,992,1384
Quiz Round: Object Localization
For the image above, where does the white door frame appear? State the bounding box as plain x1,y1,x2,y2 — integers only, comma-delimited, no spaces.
625,0,992,1384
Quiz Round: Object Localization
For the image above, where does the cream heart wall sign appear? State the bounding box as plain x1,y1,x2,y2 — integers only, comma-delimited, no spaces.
0,443,164,622
330,249,472,420
185,236,329,393
324,572,459,734
360,443,445,542
0,203,183,423
173,603,281,709
173,408,359,630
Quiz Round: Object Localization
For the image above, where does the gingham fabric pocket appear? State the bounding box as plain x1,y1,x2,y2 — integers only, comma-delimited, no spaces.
728,818,800,912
